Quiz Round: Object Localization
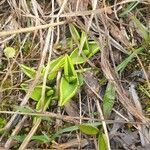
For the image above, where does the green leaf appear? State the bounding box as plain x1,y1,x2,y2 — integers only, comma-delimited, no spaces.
21,84,53,101
98,133,108,150
69,24,80,42
20,64,36,79
21,84,42,101
11,135,25,142
33,96,52,123
46,89,55,97
4,47,16,58
59,76,78,106
59,55,79,106
103,83,115,118
87,41,100,58
79,124,99,135
83,49,90,56
64,55,77,83
80,31,89,51
117,47,144,72
71,41,100,60
35,95,52,111
77,73,84,86
46,56,65,80
70,48,87,64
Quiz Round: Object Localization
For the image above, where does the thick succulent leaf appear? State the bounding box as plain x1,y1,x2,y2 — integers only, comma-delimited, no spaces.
64,55,77,83
20,64,36,79
45,56,65,80
59,76,78,106
98,133,108,150
21,84,53,101
69,24,80,42
80,31,89,51
21,84,42,101
70,48,87,64
36,95,52,111
4,47,16,58
87,41,100,58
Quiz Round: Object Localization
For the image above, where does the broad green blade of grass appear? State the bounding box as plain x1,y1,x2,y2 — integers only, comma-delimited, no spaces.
54,126,79,137
11,134,50,143
132,16,150,43
139,85,150,98
117,47,144,72
103,83,116,118
119,1,139,17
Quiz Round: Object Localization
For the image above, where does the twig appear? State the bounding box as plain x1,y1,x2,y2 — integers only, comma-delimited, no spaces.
4,116,27,149
0,110,149,125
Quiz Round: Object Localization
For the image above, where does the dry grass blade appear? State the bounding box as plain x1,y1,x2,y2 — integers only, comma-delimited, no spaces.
0,21,66,37
96,99,111,150
1,110,149,125
52,139,88,149
83,71,111,150
4,116,27,149
18,118,41,150
0,110,79,124
18,10,54,148
129,83,150,146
